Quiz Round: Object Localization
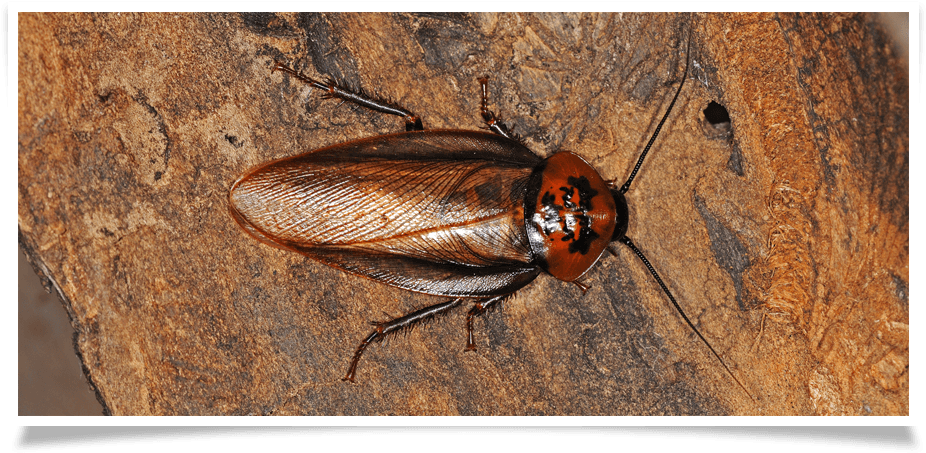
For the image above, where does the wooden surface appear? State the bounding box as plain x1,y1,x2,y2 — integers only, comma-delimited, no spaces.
18,13,907,415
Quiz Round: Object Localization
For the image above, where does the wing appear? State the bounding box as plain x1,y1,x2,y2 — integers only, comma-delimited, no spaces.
229,130,544,297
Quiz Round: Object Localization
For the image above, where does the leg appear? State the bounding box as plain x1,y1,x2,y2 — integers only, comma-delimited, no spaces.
570,279,590,295
342,297,463,382
477,76,518,141
272,61,423,131
465,295,508,351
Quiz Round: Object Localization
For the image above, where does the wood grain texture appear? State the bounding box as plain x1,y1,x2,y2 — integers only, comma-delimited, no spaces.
18,12,907,415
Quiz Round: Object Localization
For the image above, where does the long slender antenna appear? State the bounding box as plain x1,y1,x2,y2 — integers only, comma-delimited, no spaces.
614,19,754,402
616,239,754,400
620,33,692,195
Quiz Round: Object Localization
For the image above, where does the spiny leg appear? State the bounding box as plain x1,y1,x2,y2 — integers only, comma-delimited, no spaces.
342,297,464,382
465,295,508,351
477,76,518,140
271,60,423,131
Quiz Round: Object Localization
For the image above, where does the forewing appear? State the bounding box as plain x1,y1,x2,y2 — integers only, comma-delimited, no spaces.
229,130,543,296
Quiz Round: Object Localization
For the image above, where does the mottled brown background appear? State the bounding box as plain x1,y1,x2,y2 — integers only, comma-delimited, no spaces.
19,12,907,415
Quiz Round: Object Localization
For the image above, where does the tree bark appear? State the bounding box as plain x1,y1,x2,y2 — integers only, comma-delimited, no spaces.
18,12,907,415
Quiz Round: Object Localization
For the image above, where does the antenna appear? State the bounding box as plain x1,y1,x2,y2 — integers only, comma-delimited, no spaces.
616,239,754,400
616,23,755,401
620,33,692,195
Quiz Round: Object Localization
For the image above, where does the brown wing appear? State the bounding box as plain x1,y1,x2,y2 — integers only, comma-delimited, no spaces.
229,130,544,297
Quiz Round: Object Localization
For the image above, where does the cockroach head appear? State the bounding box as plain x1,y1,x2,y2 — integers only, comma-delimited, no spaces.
609,187,629,242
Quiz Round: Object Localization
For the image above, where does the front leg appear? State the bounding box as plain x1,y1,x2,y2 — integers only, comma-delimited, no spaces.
477,76,518,141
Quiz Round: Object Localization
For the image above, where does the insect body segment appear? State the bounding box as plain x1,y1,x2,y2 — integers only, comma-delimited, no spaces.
526,152,618,282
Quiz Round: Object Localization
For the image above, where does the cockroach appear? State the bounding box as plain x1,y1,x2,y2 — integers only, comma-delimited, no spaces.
228,36,752,398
